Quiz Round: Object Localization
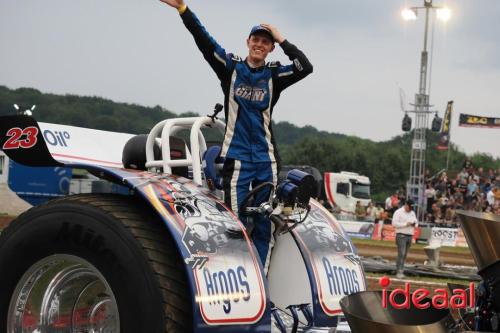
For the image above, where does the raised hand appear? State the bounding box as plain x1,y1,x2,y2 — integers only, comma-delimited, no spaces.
159,0,185,9
260,23,285,44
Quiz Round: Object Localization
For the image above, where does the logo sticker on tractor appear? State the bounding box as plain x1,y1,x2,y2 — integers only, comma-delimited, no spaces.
132,175,266,325
3,126,38,150
293,203,366,316
194,255,266,325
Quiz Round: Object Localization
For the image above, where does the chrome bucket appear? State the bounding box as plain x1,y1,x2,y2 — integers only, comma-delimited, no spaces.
340,291,455,333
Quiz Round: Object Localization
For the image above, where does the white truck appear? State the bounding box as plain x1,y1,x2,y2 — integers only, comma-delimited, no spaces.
324,171,371,214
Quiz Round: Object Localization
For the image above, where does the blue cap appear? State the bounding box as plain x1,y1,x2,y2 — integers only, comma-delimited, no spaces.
249,25,274,43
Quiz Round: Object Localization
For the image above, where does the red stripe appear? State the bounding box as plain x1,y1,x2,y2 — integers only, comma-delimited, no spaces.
51,153,122,166
324,172,335,206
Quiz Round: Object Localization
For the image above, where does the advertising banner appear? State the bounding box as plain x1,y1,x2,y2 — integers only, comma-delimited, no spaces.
336,220,375,239
429,227,458,247
380,225,421,243
459,114,500,129
437,101,453,150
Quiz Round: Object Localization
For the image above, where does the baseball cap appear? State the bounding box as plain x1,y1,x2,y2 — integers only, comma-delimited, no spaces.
249,25,274,43
404,199,415,208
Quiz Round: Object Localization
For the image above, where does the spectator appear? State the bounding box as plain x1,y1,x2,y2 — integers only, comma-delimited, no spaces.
393,158,498,218
385,195,392,211
463,159,473,173
355,201,366,220
444,206,455,224
390,192,399,215
425,183,436,215
466,179,479,209
392,199,418,278
431,203,442,223
366,202,377,221
488,187,497,206
373,204,384,221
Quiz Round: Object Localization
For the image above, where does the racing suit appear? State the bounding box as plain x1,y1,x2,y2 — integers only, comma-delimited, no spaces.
180,7,313,273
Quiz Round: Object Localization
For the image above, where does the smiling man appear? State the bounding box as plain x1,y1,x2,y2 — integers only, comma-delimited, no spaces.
160,0,313,273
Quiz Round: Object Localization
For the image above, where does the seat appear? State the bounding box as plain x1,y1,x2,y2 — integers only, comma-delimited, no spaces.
122,135,189,178
202,145,225,190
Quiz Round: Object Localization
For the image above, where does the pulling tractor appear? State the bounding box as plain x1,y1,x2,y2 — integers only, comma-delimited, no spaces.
0,108,366,332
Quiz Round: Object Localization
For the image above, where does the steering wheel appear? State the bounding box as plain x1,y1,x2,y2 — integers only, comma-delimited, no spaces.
238,182,275,216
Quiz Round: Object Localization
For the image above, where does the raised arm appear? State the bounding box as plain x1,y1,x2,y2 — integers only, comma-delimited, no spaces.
160,0,231,81
260,24,313,92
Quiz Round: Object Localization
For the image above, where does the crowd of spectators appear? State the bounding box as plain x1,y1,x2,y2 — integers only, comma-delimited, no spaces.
323,159,500,224
423,160,500,223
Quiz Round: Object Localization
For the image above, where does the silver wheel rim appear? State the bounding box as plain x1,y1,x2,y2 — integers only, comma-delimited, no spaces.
7,254,120,333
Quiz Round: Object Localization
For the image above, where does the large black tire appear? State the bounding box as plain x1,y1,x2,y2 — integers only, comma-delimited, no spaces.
0,194,192,333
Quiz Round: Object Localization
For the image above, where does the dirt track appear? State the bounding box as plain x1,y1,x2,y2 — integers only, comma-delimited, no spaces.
0,184,31,216
355,242,475,267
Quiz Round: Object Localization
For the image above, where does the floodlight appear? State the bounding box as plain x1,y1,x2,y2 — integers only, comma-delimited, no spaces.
402,8,417,21
436,7,451,22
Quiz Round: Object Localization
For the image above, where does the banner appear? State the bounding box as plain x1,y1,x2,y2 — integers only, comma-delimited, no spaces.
437,101,453,150
379,225,421,243
336,220,375,239
429,227,458,247
459,114,500,129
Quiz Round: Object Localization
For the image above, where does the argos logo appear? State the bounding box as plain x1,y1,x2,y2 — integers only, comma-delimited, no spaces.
201,266,251,314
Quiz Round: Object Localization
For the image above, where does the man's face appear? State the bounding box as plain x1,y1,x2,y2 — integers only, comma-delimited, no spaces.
247,33,274,63
404,204,412,212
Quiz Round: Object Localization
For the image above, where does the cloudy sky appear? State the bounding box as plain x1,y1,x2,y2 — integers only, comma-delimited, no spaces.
1,0,499,158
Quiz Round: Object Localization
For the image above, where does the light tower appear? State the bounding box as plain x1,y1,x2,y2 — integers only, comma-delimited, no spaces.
401,0,450,221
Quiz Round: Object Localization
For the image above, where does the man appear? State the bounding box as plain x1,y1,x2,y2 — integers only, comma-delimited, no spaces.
389,192,399,215
391,199,418,278
355,200,366,220
160,0,313,273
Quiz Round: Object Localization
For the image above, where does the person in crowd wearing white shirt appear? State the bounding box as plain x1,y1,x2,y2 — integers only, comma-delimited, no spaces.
487,187,496,207
391,199,418,278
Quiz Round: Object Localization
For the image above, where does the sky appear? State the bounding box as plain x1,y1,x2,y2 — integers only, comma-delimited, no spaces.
1,0,499,158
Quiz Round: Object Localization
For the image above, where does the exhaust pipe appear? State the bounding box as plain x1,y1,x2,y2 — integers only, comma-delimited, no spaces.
340,291,455,333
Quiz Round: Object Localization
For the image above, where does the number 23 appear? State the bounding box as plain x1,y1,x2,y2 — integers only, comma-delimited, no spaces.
3,127,39,150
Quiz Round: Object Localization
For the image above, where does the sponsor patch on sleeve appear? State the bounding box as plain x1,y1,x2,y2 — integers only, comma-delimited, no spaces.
294,58,303,72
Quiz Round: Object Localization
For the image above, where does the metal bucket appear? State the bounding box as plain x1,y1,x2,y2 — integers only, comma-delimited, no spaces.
340,291,455,333
456,210,500,272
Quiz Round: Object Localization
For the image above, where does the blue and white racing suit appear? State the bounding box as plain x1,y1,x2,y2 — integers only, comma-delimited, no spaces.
180,7,313,273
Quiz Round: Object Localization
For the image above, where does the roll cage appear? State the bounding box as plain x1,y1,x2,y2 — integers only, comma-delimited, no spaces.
144,116,226,186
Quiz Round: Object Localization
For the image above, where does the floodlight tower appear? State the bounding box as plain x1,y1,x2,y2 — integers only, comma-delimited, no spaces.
401,0,450,221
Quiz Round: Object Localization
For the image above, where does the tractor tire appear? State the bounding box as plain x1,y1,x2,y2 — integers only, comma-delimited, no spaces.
0,194,192,333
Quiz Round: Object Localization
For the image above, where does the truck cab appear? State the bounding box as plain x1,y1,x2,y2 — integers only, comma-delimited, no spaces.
324,171,371,214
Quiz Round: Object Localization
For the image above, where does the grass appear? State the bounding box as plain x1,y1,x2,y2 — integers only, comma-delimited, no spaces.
352,238,471,255
366,272,476,286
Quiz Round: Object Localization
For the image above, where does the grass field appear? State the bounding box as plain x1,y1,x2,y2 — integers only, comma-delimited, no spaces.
352,238,471,255
365,271,475,286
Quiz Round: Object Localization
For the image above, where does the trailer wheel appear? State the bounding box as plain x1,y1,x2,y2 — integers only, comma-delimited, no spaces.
0,194,192,333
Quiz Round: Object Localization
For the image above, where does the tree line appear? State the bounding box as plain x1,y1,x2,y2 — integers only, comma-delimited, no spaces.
1,85,498,200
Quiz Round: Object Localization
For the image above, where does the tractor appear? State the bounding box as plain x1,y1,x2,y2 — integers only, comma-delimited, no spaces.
0,108,366,332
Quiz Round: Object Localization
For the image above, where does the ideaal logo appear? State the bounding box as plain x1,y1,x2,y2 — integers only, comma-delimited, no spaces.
379,276,475,309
